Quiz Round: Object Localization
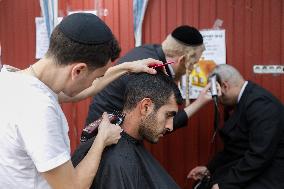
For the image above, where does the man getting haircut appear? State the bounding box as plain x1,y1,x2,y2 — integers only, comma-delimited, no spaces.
72,71,181,189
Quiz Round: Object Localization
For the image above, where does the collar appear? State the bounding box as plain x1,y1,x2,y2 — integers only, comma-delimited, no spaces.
153,45,174,78
154,45,167,63
121,131,142,145
167,64,175,79
237,81,248,103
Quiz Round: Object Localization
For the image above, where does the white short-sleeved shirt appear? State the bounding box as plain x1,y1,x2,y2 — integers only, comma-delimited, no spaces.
0,65,10,72
0,65,21,73
0,71,70,188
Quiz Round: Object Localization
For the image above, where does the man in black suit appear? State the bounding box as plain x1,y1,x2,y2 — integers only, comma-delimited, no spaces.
188,64,284,189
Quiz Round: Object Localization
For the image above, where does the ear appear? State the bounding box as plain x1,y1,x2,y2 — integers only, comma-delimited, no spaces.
71,63,88,80
139,98,154,116
222,81,230,93
177,55,186,66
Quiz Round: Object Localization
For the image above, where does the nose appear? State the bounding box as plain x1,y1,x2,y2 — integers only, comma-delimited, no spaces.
165,118,174,132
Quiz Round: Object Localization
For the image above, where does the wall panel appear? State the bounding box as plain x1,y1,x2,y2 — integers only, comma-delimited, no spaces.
0,0,283,188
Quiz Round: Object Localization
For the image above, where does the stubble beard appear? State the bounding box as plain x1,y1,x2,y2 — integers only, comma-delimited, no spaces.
138,111,159,144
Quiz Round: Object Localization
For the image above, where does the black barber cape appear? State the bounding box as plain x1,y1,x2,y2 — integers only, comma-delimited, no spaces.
72,132,180,189
85,44,188,129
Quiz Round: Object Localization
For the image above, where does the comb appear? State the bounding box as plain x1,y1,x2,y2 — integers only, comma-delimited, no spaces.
149,61,175,68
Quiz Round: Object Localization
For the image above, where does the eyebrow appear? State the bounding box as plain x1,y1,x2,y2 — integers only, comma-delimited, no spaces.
94,75,104,81
166,111,177,117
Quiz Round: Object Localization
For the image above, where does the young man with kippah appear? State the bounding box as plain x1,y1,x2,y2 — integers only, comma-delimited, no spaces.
0,13,162,189
81,25,212,131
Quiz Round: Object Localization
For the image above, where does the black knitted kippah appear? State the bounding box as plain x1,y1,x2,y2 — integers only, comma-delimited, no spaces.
171,25,203,46
59,13,114,45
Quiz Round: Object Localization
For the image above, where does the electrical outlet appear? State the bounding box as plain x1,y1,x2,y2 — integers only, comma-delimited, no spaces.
253,65,284,74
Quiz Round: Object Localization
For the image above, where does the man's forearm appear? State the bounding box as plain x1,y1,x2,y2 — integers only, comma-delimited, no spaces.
42,137,105,189
91,64,129,94
173,96,210,130
183,82,214,118
74,136,105,189
184,97,208,118
58,64,129,103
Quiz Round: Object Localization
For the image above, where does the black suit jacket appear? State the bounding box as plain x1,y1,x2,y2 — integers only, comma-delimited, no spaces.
208,81,284,189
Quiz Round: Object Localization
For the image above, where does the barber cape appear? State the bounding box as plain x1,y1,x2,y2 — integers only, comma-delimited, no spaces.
72,132,180,189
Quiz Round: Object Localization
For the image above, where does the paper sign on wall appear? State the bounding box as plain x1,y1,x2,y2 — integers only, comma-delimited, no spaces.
180,30,226,99
35,17,63,59
35,11,99,59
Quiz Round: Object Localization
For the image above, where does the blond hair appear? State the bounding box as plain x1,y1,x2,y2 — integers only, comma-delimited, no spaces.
162,35,194,57
162,35,204,66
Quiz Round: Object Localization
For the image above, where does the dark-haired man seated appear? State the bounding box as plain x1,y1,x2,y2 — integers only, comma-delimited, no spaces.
72,71,183,189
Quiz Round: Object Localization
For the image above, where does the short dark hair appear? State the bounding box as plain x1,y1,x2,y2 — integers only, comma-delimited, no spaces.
46,25,121,70
123,71,178,111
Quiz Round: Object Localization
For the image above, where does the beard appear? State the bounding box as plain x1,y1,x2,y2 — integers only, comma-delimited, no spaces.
138,111,161,144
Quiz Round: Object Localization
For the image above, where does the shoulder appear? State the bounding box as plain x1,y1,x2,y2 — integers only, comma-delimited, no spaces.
117,44,161,64
0,64,20,72
101,137,139,169
242,82,284,119
0,73,59,117
8,75,64,134
245,82,282,107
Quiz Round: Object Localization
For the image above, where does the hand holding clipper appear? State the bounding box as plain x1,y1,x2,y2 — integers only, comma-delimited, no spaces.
80,111,125,143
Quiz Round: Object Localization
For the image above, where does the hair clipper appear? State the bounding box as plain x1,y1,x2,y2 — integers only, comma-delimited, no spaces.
80,111,125,142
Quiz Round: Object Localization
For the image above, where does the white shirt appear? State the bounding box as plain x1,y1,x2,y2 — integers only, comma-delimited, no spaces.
0,65,9,72
237,81,248,103
0,65,19,73
0,72,70,189
167,64,175,78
